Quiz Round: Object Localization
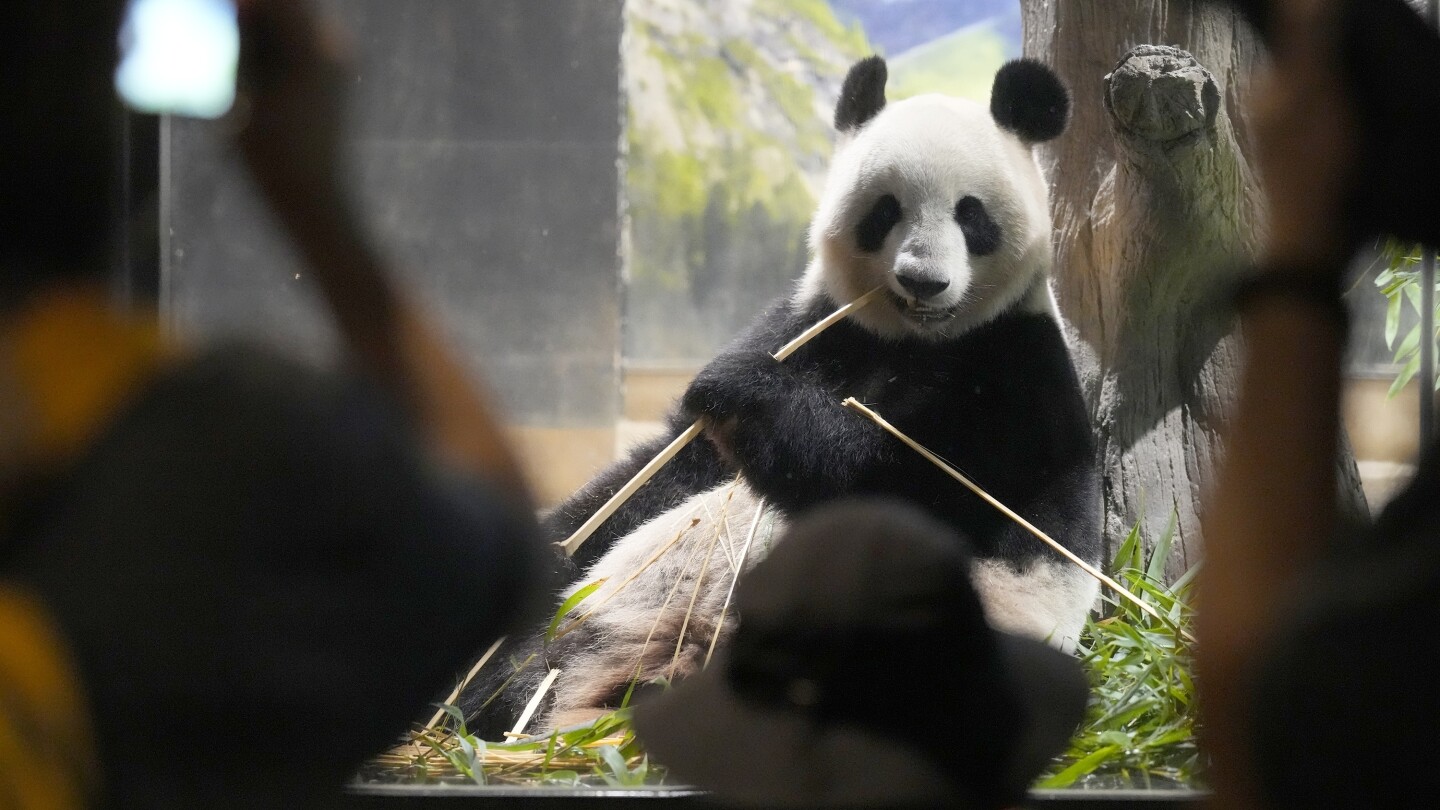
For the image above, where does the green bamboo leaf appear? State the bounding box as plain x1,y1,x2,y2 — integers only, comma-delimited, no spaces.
619,674,641,709
1390,353,1421,399
1387,293,1402,347
546,579,607,642
631,756,649,785
1038,745,1121,788
1114,521,1140,576
1170,561,1202,596
1145,511,1178,584
1097,730,1132,747
1398,323,1422,359
454,734,485,785
541,770,581,786
436,702,468,734
541,730,560,768
597,745,631,786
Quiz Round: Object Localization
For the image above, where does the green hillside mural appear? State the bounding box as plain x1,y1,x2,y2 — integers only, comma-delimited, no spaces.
623,0,1020,363
889,19,1017,101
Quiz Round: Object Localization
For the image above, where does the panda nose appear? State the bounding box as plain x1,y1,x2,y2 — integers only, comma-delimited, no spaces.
896,274,949,300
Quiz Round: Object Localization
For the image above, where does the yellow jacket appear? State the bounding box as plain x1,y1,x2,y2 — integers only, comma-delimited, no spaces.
1,285,167,810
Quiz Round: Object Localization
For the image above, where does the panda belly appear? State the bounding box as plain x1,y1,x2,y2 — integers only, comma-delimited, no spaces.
540,479,788,730
541,481,1098,730
971,559,1100,653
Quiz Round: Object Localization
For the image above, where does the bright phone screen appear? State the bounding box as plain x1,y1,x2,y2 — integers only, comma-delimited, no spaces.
115,0,239,119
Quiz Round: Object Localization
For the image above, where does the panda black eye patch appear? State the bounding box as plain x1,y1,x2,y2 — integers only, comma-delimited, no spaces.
954,196,1002,256
855,194,902,253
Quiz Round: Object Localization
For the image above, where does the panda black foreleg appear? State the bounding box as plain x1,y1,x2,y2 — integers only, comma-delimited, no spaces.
988,460,1103,569
681,347,896,511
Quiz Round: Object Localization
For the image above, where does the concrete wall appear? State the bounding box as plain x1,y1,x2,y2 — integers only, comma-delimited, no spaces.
161,0,624,504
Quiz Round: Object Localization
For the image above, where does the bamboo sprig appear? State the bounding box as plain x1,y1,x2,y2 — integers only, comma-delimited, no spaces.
374,723,636,782
557,286,884,558
841,397,1197,645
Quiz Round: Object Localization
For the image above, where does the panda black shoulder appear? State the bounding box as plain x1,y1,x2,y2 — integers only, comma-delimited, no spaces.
960,310,1082,384
717,292,837,357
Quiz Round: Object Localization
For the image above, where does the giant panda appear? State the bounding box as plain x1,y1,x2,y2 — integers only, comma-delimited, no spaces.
460,56,1101,740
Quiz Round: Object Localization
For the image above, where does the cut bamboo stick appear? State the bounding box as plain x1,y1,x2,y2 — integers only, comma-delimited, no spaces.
425,636,505,730
772,286,884,361
842,397,1197,645
510,666,562,739
557,422,705,557
704,498,768,667
666,484,740,679
557,286,883,558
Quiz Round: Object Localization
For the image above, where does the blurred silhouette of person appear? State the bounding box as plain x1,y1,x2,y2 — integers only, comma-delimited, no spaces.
2,1,546,807
632,497,1088,809
1200,0,1440,807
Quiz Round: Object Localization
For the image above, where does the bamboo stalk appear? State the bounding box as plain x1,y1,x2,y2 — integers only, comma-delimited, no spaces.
557,286,884,558
424,636,506,730
510,666,562,739
666,484,739,678
557,423,705,557
771,286,884,361
704,498,767,668
841,397,1197,645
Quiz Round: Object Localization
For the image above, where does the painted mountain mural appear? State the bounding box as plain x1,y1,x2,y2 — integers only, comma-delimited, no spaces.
623,0,1020,363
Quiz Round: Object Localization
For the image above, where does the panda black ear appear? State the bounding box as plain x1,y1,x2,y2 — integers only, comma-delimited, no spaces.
990,58,1070,144
834,56,888,132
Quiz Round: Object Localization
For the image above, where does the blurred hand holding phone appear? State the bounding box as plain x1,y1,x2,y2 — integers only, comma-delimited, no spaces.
115,0,239,119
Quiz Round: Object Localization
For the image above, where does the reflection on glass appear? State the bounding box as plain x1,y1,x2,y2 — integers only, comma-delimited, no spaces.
116,0,238,119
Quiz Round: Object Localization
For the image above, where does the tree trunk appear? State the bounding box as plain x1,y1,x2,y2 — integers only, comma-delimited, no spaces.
1022,2,1367,581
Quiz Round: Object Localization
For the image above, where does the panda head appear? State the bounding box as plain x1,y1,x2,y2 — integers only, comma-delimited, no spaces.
802,57,1070,342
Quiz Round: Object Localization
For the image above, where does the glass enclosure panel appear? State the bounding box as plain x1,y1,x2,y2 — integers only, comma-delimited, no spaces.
1346,249,1427,509
152,0,1427,800
163,0,625,506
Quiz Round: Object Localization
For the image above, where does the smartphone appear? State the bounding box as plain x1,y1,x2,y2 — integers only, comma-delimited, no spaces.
115,0,239,119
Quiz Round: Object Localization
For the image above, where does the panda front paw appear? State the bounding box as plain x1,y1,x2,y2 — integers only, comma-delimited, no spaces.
681,349,797,466
680,349,789,423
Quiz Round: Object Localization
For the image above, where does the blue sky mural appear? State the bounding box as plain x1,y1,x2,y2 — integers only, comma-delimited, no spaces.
830,0,1022,101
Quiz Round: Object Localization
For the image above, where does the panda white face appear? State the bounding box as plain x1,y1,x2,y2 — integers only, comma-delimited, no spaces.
799,58,1070,342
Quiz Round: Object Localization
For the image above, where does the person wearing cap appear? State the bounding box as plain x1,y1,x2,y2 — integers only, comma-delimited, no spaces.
1,1,546,807
633,497,1088,808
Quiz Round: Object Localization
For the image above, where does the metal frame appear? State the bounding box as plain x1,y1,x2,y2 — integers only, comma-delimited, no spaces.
1424,1,1440,442
116,110,160,310
346,785,1210,809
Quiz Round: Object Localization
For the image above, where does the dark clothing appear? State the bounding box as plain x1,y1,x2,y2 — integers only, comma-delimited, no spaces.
1252,443,1440,808
5,342,542,808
